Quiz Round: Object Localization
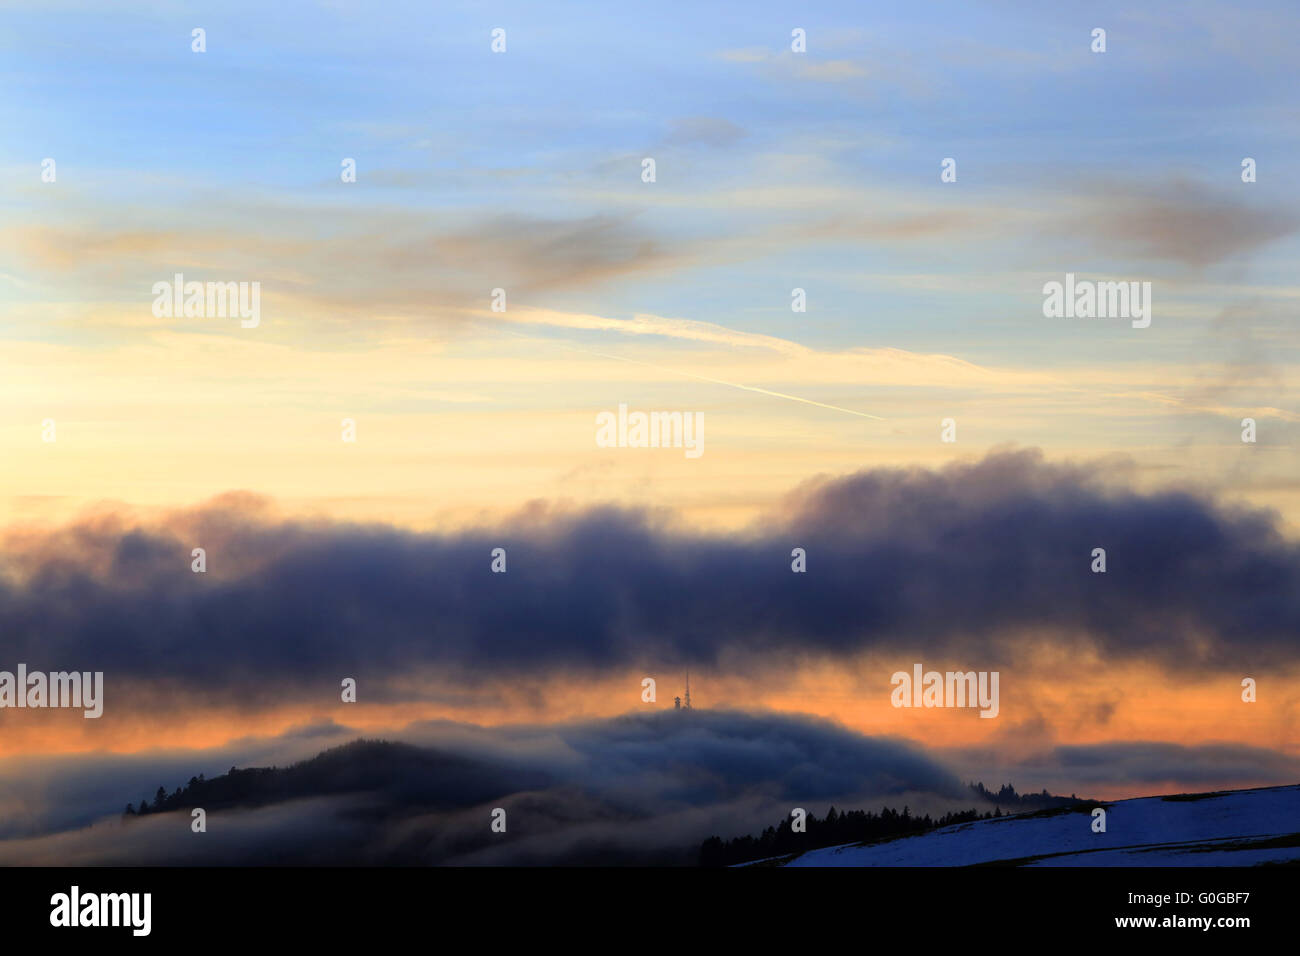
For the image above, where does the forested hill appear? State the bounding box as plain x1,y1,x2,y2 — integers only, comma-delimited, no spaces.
121,738,544,818
700,782,1087,866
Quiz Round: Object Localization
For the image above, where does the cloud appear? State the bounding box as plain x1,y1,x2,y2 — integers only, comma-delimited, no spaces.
716,47,871,84
489,307,813,355
797,60,869,82
665,116,747,148
9,708,1296,865
1,211,689,329
1070,181,1299,268
960,740,1300,795
1045,741,1300,787
0,710,967,864
0,449,1297,712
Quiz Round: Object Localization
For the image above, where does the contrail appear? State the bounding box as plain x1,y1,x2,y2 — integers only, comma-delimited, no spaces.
577,347,886,421
479,321,886,421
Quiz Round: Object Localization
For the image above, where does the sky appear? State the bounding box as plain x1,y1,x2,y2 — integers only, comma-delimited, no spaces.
1,0,1298,853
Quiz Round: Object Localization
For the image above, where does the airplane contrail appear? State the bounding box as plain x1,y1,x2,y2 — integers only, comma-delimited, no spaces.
480,321,886,421
576,347,886,421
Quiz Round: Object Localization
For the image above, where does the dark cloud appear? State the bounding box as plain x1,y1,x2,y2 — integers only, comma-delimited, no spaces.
518,709,963,804
1048,741,1300,787
972,741,1300,794
1,449,1297,703
1073,180,1298,268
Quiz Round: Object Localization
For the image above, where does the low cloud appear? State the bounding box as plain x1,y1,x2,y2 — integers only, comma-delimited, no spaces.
0,710,967,864
1,449,1297,708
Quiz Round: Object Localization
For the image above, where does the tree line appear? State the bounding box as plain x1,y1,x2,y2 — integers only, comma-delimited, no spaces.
699,781,1083,866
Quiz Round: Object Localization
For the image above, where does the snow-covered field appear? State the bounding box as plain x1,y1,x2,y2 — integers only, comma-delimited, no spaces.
770,785,1300,867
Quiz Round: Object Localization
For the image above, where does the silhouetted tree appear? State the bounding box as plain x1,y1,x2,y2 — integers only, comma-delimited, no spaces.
699,796,1058,866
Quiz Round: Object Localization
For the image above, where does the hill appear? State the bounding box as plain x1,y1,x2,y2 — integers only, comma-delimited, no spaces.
125,738,545,818
760,784,1300,866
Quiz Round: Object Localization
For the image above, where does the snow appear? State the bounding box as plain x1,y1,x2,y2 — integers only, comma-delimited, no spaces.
768,784,1300,867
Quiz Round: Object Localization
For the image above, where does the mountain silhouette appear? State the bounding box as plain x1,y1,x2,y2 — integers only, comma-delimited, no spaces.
128,738,546,818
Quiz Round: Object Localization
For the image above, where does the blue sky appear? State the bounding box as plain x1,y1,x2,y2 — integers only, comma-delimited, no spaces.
7,0,1299,352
